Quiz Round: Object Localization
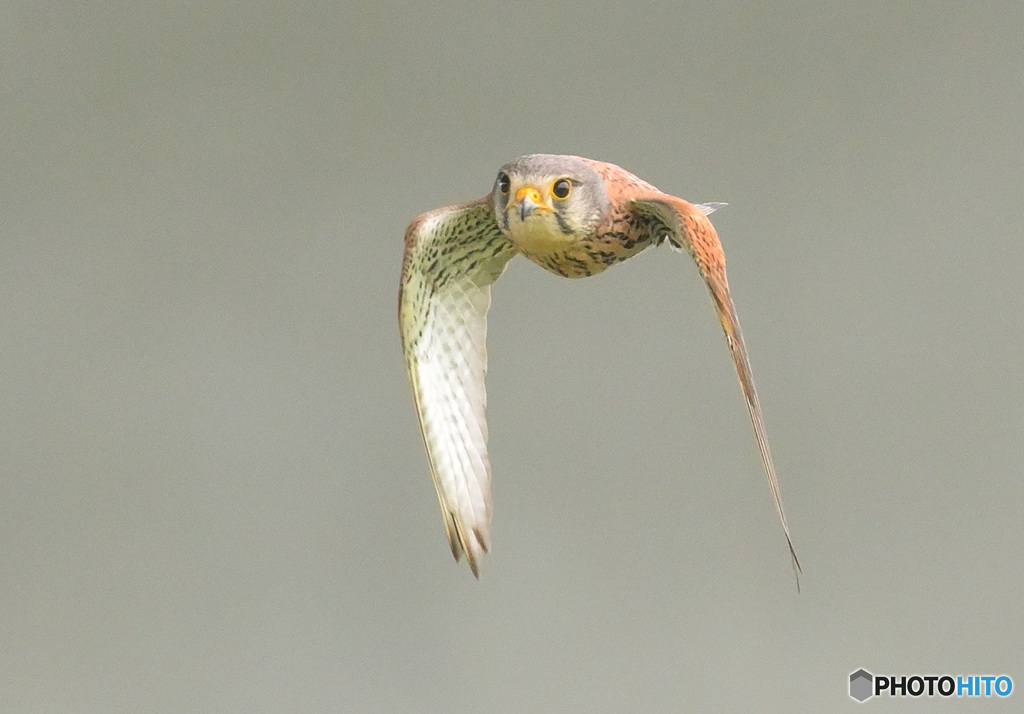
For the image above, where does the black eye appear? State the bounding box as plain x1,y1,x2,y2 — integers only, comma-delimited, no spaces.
498,173,510,194
551,178,571,200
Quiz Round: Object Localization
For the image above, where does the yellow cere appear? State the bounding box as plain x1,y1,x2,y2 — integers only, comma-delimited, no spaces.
516,185,543,205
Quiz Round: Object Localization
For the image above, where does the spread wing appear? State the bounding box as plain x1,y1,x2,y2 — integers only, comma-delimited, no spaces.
399,197,518,577
629,194,802,585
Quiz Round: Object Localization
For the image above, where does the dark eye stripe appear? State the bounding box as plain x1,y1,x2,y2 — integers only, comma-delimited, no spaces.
553,211,574,235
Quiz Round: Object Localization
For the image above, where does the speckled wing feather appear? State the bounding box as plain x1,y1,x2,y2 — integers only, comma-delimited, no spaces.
628,194,802,583
399,198,517,577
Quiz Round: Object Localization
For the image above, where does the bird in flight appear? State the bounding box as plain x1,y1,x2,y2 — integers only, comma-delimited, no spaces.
399,154,800,582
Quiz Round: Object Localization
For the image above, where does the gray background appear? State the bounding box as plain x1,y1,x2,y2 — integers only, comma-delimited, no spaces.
3,1,1022,711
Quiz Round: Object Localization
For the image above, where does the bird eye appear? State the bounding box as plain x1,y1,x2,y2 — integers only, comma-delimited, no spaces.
498,173,510,194
551,178,572,200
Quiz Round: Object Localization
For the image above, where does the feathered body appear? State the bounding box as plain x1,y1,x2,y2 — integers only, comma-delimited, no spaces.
399,154,799,582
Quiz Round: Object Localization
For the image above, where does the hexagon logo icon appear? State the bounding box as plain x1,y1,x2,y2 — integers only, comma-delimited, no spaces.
850,669,873,702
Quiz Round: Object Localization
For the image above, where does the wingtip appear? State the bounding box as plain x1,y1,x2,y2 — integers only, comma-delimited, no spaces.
697,201,728,215
464,526,489,579
448,538,463,563
448,515,489,578
787,537,802,593
463,543,484,579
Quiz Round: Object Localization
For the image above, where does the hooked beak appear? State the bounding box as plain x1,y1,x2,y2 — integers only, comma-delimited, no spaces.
513,185,546,222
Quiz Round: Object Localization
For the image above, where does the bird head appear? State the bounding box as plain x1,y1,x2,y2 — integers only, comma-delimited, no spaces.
490,155,611,248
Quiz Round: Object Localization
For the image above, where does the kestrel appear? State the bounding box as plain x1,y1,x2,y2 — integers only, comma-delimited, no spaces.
399,154,800,581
